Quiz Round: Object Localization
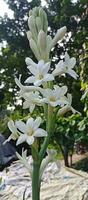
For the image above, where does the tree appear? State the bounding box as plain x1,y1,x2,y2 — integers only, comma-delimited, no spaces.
45,0,88,113
0,0,41,111
51,114,81,167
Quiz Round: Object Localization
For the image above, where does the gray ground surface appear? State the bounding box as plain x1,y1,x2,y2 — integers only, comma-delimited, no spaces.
0,157,88,200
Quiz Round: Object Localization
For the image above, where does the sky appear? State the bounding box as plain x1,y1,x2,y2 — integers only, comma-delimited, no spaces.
0,0,77,18
0,0,46,18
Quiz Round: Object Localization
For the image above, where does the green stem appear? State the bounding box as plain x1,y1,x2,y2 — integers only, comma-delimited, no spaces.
32,161,40,200
39,105,54,162
39,134,50,162
47,105,54,133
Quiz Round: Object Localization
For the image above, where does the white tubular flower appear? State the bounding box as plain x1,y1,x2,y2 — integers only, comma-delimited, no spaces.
22,91,44,113
46,149,57,160
53,52,78,79
39,149,57,180
50,26,67,49
42,85,68,107
16,117,47,146
57,93,80,116
15,76,43,96
6,120,19,143
25,60,54,86
16,150,32,177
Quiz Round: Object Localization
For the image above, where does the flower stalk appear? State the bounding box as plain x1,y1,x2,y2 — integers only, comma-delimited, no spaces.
32,161,40,200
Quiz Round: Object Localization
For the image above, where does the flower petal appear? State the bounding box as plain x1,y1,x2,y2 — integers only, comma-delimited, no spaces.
44,74,54,82
28,65,37,75
52,60,65,76
26,118,34,129
8,120,17,133
34,117,42,130
69,57,76,69
15,121,27,134
16,134,27,145
25,57,37,68
34,128,47,137
42,62,50,75
26,136,34,145
65,52,70,63
37,60,45,71
34,79,43,86
30,104,35,113
25,76,35,83
68,69,78,79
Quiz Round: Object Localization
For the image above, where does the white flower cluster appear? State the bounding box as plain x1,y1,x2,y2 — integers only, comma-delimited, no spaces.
7,7,78,147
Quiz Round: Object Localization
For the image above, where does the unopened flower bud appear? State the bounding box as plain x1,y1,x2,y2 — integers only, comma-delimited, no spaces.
39,149,57,180
29,10,33,17
46,35,52,54
27,31,32,41
38,30,46,51
39,8,48,33
32,7,39,17
30,39,41,60
43,12,48,33
36,17,43,33
57,105,70,116
50,26,67,49
28,16,38,41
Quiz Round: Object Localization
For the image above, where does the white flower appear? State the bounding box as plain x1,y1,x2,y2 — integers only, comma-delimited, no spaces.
57,93,80,116
22,91,44,113
5,120,19,143
16,150,32,176
42,85,68,107
53,52,78,79
16,117,47,146
15,76,43,96
25,59,54,86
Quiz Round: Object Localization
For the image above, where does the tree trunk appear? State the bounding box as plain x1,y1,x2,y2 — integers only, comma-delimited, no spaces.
59,144,69,167
69,153,73,167
63,148,69,167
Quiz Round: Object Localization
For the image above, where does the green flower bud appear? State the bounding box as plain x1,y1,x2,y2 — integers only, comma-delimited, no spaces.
43,12,48,33
26,31,32,41
39,7,44,26
46,35,52,55
30,39,41,60
36,17,43,33
29,10,33,17
32,7,39,17
38,30,46,51
38,30,47,60
28,15,38,41
39,8,48,33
